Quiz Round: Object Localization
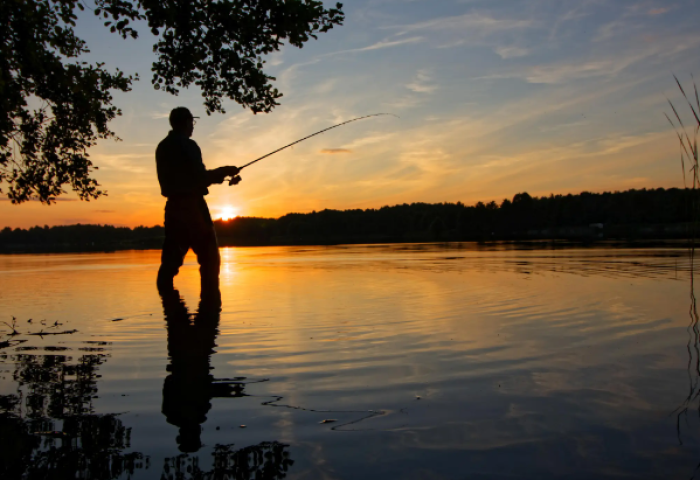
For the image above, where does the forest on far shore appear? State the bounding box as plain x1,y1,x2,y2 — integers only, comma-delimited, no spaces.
0,187,697,253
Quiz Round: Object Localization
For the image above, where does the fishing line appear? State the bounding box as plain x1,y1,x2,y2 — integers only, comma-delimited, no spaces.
228,113,396,185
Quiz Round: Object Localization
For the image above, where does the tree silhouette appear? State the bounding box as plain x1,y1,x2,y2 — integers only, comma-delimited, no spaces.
1,0,344,203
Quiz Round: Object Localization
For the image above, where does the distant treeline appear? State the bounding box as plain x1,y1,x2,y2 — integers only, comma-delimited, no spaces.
215,187,695,246
0,188,697,253
0,224,165,253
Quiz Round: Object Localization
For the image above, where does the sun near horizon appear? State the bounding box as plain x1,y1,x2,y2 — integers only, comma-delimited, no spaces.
216,206,239,221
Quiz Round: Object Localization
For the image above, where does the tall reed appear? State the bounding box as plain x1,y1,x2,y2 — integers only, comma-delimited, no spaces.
668,75,700,459
666,75,700,228
667,75,700,181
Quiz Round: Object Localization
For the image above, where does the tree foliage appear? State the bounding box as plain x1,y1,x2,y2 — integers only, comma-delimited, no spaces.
0,0,344,204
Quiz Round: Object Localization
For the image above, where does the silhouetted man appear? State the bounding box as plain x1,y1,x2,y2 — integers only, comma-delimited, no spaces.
155,107,240,300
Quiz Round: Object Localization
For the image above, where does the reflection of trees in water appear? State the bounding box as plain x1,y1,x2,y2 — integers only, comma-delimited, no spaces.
163,441,293,480
0,346,147,479
14,351,104,418
0,414,146,479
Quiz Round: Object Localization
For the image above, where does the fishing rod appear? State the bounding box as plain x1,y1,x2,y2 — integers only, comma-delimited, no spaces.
227,113,395,185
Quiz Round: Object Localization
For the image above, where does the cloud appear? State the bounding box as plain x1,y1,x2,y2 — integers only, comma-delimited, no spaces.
488,28,700,85
405,70,437,93
95,210,115,213
390,12,536,36
486,52,648,84
322,36,424,57
538,120,588,133
360,36,424,52
524,60,628,84
343,133,397,150
594,21,625,43
648,8,669,16
548,7,591,41
320,148,352,154
384,95,423,109
267,49,284,66
92,153,152,174
495,46,530,59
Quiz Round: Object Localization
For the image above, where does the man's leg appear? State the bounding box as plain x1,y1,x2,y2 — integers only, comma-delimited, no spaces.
191,199,221,302
158,203,190,292
194,231,220,292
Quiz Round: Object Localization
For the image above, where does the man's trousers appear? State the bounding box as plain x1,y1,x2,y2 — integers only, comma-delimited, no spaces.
157,195,220,294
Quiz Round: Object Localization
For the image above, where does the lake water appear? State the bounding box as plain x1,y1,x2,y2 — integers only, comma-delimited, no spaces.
1,243,699,479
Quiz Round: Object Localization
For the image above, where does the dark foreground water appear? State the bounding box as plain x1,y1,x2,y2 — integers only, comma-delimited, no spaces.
1,243,699,479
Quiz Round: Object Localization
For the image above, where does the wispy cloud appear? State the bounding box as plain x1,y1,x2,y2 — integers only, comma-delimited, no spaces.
405,70,436,94
266,49,284,66
390,12,536,35
386,11,539,57
538,120,588,133
359,36,424,52
523,60,632,84
495,46,530,59
648,7,669,15
322,36,424,58
548,6,590,41
320,148,352,154
92,153,152,174
384,95,422,110
490,29,700,84
487,48,650,85
593,21,625,43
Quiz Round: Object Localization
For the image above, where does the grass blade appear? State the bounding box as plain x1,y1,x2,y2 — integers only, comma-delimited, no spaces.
693,74,700,118
676,74,689,99
670,98,688,131
681,143,688,186
676,74,700,127
668,114,693,159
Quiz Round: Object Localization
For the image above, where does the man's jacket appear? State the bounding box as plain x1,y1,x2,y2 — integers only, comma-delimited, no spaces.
156,131,209,197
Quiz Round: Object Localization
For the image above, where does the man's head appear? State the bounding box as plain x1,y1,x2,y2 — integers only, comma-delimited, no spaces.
169,107,198,137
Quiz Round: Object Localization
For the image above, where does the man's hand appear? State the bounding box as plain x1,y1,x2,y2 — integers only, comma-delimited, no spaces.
220,166,240,177
207,166,240,185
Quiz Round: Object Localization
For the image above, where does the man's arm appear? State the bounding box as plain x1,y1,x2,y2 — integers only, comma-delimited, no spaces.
205,166,240,186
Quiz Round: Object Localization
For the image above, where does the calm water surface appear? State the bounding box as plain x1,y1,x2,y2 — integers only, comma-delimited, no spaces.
0,243,698,479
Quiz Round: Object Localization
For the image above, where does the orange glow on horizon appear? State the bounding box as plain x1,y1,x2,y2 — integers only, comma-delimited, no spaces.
217,206,239,221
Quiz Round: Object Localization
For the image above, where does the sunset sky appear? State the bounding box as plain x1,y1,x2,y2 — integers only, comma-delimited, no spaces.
2,0,698,229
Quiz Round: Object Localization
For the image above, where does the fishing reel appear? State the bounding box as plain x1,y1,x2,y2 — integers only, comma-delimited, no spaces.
228,175,242,186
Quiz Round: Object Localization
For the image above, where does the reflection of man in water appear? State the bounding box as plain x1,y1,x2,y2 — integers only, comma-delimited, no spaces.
155,107,240,300
160,288,244,453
